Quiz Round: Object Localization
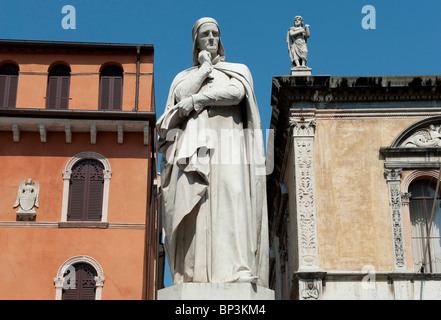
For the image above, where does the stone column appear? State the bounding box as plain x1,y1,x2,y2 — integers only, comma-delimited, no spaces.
290,118,319,271
384,168,407,271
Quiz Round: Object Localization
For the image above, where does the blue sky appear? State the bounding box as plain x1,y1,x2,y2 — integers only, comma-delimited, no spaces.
1,0,440,288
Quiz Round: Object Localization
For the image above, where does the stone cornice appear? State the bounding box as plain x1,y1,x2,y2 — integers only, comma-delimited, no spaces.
272,75,441,105
0,116,151,145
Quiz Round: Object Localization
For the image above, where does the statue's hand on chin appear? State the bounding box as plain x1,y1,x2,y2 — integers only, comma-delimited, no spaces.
198,50,213,76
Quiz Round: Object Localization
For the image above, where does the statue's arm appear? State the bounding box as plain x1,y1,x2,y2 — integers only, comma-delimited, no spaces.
290,27,305,37
192,77,245,110
174,63,212,103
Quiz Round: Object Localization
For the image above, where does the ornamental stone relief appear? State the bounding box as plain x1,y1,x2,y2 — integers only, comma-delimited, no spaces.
13,179,39,221
400,124,441,148
291,118,319,270
384,168,407,270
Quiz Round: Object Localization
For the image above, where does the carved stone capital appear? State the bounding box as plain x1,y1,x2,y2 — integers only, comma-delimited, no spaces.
53,278,64,289
62,169,71,180
289,117,316,137
384,168,402,182
400,192,411,205
103,169,112,180
94,276,105,287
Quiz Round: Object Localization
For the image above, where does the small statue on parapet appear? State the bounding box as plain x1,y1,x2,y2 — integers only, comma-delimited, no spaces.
287,16,311,75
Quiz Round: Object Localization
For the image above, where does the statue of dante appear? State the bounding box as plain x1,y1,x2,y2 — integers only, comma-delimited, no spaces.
287,16,310,68
157,17,269,287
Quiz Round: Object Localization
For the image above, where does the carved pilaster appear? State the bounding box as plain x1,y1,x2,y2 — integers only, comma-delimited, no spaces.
290,118,319,270
384,168,407,270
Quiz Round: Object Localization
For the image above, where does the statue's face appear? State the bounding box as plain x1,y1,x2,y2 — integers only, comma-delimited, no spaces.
294,17,302,27
196,22,219,55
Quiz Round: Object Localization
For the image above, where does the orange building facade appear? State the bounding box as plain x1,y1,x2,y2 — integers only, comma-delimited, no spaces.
0,40,162,300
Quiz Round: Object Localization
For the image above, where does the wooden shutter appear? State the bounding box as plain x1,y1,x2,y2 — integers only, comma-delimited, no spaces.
87,163,104,221
0,75,6,108
0,75,18,108
7,75,18,107
59,76,70,109
112,76,123,110
67,159,104,221
99,65,123,110
46,76,59,109
47,65,70,109
0,64,19,108
99,77,111,110
62,263,97,300
67,178,86,221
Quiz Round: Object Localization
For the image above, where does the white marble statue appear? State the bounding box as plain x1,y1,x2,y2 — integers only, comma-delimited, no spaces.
287,16,310,68
157,17,269,287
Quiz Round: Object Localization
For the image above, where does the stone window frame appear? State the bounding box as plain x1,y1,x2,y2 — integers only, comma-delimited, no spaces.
381,116,441,272
60,152,112,223
401,169,440,272
53,255,105,300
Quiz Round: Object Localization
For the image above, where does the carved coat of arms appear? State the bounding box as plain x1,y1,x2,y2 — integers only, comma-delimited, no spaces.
13,179,39,220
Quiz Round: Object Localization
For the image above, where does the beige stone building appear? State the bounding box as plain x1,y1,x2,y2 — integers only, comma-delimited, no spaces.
267,74,441,299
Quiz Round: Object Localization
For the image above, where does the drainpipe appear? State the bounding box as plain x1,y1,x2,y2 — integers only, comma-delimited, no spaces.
133,45,140,111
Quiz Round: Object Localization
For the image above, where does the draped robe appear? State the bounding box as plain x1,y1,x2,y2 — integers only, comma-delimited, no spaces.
157,60,269,287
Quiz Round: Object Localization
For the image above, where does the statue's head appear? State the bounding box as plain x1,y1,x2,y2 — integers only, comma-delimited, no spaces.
294,16,303,27
192,17,225,66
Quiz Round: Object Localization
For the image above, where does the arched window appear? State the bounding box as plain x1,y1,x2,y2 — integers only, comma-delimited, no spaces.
46,64,70,109
409,179,441,273
67,159,105,221
61,152,112,223
99,65,123,110
62,263,98,300
0,63,19,108
54,255,105,300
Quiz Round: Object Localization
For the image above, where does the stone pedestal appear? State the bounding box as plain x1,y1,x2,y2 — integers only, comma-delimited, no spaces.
158,283,275,300
291,66,312,76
